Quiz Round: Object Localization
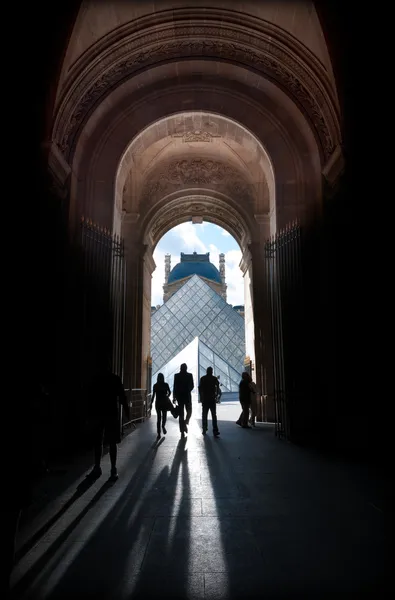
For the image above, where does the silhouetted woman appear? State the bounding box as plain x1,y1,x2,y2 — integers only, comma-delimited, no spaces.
151,373,171,438
236,371,252,428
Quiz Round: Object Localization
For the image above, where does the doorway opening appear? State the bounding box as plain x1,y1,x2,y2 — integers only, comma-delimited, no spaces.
150,222,249,407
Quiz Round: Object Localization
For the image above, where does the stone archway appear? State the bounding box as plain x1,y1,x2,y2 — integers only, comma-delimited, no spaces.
140,193,255,391
48,1,343,418
116,110,273,393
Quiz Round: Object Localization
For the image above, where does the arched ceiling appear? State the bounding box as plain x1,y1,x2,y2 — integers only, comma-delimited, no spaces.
117,112,274,221
58,0,336,92
53,1,343,248
53,4,341,168
67,58,324,238
144,194,252,251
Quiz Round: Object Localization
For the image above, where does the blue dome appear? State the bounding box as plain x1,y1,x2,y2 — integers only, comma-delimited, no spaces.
168,261,222,284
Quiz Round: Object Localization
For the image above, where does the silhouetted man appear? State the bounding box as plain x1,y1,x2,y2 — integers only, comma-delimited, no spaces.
199,366,220,437
88,361,130,481
173,363,194,436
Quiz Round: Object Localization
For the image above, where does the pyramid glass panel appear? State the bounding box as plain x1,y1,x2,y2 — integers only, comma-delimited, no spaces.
151,274,245,390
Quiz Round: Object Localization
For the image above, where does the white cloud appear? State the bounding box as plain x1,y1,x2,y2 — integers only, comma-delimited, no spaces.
151,224,244,307
221,229,231,237
223,249,243,306
172,223,207,253
207,244,243,305
151,249,166,307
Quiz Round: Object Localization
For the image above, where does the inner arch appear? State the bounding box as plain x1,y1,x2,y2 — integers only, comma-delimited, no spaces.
115,111,275,237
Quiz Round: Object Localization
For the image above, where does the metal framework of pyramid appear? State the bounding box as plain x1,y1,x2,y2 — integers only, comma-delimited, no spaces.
151,274,245,392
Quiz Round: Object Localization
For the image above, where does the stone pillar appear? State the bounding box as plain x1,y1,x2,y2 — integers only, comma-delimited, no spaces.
219,252,227,301
141,246,156,391
122,216,145,392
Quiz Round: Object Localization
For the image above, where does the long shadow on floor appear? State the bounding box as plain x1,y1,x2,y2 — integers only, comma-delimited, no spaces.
15,476,98,564
10,438,166,599
12,436,192,600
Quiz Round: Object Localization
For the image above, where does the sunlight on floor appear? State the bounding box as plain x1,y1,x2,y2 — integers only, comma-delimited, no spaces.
12,402,239,599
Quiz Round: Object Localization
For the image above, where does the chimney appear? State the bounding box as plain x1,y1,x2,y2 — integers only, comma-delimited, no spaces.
219,253,227,302
164,254,171,284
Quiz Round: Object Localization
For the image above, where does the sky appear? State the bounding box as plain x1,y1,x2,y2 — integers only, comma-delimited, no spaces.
152,222,244,307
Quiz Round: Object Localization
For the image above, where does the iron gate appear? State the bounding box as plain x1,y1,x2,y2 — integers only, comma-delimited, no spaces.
265,221,303,440
80,217,126,382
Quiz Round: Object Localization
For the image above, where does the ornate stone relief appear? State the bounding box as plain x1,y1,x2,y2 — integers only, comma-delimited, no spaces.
54,13,340,163
171,129,221,143
141,158,251,203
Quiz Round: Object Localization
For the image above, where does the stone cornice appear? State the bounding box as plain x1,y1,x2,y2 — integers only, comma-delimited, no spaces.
53,10,341,163
143,246,156,275
322,144,345,187
121,211,140,225
240,247,252,275
254,213,271,226
43,141,71,197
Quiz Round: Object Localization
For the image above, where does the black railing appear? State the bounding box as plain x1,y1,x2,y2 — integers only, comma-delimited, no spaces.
265,221,303,440
122,389,151,434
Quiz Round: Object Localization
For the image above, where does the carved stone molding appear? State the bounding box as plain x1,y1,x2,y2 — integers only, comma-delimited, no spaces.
144,195,250,247
54,11,340,162
142,158,251,203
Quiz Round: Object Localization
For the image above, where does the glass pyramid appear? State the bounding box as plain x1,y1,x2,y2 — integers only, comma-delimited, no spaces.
151,274,245,392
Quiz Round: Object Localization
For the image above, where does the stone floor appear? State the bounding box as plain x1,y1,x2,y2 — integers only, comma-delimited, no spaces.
10,401,388,599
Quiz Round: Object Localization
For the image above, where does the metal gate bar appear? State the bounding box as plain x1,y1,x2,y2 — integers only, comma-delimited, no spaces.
80,217,126,383
265,221,303,441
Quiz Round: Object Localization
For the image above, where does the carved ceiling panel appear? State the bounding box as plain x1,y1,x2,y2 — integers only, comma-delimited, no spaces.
141,158,252,204
171,129,222,143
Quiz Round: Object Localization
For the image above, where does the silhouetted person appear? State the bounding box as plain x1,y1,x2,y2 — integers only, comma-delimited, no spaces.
151,373,171,438
249,377,258,427
88,361,129,481
199,366,220,437
173,363,194,436
236,371,251,428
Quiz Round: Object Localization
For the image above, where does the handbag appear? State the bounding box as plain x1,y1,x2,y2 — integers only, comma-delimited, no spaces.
165,397,179,418
170,399,180,419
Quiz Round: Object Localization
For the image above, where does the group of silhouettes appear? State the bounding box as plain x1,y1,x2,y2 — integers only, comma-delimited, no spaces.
86,362,259,483
151,363,259,440
4,363,259,593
